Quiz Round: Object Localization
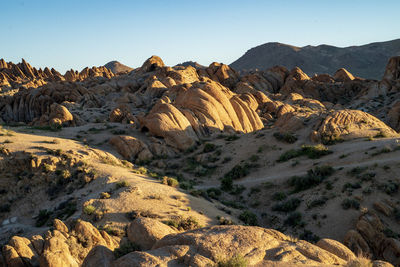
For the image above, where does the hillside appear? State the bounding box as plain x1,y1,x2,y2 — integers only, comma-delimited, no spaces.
230,39,400,79
0,56,400,266
104,60,134,74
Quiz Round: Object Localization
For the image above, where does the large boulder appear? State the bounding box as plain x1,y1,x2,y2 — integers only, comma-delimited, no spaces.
109,135,153,162
127,217,176,250
314,109,397,143
316,238,356,261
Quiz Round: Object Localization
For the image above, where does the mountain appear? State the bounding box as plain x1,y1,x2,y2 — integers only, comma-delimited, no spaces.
104,60,133,74
175,61,205,69
230,39,400,79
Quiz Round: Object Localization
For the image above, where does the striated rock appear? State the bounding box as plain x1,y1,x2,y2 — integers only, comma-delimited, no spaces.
2,245,26,267
40,230,79,267
203,62,240,88
127,217,176,250
140,101,199,151
316,238,356,261
373,201,393,216
315,109,397,143
109,135,153,162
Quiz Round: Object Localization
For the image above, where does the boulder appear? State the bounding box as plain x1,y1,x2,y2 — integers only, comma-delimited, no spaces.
334,68,355,82
109,135,153,162
316,238,356,261
141,55,165,72
82,245,114,267
127,217,176,250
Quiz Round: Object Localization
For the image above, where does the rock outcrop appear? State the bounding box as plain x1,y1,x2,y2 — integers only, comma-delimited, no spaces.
344,212,400,266
313,109,398,143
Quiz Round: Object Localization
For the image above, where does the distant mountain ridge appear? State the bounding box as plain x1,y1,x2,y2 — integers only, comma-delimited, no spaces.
230,39,400,79
104,60,133,74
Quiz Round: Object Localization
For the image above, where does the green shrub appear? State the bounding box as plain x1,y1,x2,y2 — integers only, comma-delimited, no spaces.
203,143,216,153
220,176,233,191
224,163,251,180
379,182,399,195
217,254,248,267
341,199,360,210
272,192,287,201
162,176,179,187
288,165,334,192
272,198,301,212
284,212,303,227
278,144,332,162
35,209,52,227
207,188,222,199
239,210,258,226
300,230,320,243
83,205,96,215
308,197,328,209
225,135,240,141
273,132,298,144
116,180,130,189
163,216,201,230
114,242,141,258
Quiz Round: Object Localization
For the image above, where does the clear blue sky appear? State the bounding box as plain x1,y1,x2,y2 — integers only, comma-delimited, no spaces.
1,0,399,73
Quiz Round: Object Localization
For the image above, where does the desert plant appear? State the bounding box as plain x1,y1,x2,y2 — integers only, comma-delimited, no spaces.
35,209,52,227
203,143,216,153
341,199,360,210
239,210,258,226
273,132,298,143
272,192,287,201
162,176,179,187
278,144,332,162
113,242,141,258
288,165,334,192
115,180,130,189
217,254,248,267
272,198,301,212
163,216,201,230
83,205,96,215
284,212,303,227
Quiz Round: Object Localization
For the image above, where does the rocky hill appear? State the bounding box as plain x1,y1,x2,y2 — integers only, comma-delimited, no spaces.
104,61,134,74
230,39,400,79
0,55,400,266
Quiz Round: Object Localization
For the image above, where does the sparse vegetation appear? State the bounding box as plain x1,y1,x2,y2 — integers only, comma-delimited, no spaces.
288,165,334,192
217,254,248,267
83,205,96,215
239,210,258,226
162,176,179,187
163,216,201,230
116,180,130,189
341,198,360,210
114,242,141,258
272,198,301,212
273,132,298,144
278,144,332,162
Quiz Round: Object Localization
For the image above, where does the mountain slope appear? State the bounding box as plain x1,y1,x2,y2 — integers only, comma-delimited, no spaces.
231,39,400,79
104,60,133,73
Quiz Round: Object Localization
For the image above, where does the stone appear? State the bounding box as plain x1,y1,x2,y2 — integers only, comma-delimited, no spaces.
316,238,356,261
127,217,176,250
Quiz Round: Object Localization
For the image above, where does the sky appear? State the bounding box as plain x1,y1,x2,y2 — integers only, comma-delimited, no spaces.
1,0,399,73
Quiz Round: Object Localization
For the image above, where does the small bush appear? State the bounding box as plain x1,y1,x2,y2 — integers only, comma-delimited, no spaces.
203,143,216,153
224,163,251,180
284,212,303,227
288,165,334,192
162,176,179,187
114,242,141,258
239,210,258,226
278,144,332,162
116,180,130,189
308,197,328,209
341,199,360,210
163,216,201,230
300,230,320,243
225,135,240,142
35,209,52,227
217,254,248,267
272,198,301,212
217,216,234,225
273,132,298,144
100,192,111,199
83,205,96,215
272,192,287,201
220,176,233,191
